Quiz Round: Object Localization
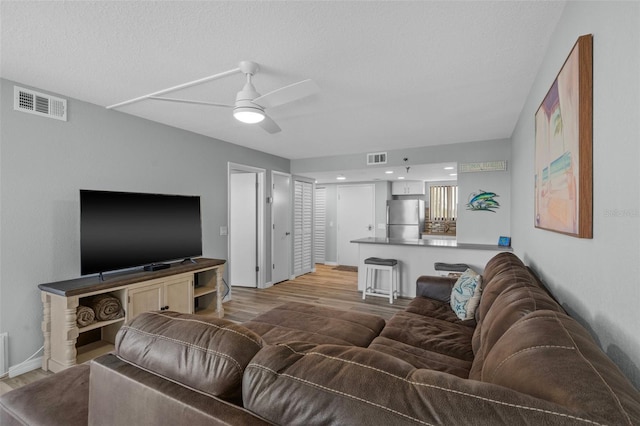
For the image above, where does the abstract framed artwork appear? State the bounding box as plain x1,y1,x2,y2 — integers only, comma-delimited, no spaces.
534,34,593,238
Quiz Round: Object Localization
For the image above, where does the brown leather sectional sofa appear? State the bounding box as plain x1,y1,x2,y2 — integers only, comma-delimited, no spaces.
2,252,639,425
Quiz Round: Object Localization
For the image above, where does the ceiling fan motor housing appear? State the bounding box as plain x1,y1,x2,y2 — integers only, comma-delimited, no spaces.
235,82,261,105
234,81,265,123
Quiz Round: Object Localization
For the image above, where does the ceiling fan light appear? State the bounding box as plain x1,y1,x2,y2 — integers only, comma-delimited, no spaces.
234,107,265,124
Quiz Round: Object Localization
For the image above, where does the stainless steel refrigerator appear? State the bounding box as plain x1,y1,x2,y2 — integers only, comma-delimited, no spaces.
387,200,425,239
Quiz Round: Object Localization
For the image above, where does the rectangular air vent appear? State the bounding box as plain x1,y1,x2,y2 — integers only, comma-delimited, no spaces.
459,161,507,173
14,86,67,121
367,152,387,165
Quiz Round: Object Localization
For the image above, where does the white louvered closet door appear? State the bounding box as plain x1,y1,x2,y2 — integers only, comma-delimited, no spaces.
314,187,327,264
293,179,314,276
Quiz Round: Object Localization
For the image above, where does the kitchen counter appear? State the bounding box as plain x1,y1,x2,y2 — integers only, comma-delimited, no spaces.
351,237,512,251
351,238,511,298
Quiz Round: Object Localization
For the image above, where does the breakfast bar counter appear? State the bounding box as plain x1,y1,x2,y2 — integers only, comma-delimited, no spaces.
351,237,511,298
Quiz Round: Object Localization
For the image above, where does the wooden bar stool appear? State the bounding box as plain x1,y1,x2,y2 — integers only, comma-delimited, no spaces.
362,257,399,304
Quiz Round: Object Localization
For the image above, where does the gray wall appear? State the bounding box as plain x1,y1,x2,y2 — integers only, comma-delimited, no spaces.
292,138,510,174
511,1,640,388
295,139,511,246
457,169,510,244
0,78,289,368
317,181,390,264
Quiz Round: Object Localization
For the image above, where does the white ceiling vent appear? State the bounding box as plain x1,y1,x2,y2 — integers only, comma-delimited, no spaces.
459,161,508,173
14,86,67,121
367,152,387,165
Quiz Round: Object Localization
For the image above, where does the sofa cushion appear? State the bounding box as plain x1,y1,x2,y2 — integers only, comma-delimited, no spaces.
450,268,482,320
469,286,563,379
379,311,474,361
368,336,471,377
469,285,564,379
476,253,541,322
115,311,264,401
244,342,619,425
480,252,533,287
405,296,476,327
480,310,640,423
242,301,386,347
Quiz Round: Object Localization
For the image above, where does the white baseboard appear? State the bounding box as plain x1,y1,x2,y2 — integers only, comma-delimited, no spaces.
9,356,42,378
324,261,338,266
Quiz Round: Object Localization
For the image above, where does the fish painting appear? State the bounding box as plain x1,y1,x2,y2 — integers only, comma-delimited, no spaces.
466,190,500,212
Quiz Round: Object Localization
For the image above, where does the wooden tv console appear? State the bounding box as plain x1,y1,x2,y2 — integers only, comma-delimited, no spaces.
38,258,225,373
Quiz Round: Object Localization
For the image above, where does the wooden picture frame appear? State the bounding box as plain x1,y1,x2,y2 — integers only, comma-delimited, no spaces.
534,34,593,238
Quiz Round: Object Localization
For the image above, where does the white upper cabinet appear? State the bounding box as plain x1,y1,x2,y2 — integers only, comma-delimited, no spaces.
391,180,425,195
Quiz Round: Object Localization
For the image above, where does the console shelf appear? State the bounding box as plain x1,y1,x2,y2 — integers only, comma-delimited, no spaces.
39,258,226,373
77,317,125,334
194,286,217,298
76,340,115,365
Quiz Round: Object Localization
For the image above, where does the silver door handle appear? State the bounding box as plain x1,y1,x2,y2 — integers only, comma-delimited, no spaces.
285,232,291,235
367,225,373,231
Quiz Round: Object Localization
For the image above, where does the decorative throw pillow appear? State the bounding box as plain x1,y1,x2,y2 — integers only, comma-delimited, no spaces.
450,268,482,320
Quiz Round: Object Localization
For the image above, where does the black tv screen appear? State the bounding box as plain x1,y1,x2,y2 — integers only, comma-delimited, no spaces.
80,190,202,275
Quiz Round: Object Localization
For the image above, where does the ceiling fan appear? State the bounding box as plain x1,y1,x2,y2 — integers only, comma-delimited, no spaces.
106,61,319,134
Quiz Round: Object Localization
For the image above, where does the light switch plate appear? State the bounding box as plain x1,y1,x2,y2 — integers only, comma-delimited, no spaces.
220,226,228,236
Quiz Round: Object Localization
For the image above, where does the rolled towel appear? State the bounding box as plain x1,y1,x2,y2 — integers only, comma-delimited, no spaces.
76,305,96,327
89,294,125,321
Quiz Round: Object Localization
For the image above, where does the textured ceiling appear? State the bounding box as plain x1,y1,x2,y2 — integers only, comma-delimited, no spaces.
1,1,565,160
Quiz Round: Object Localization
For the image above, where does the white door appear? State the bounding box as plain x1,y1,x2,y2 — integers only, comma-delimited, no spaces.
272,172,291,284
337,185,375,267
229,172,257,287
293,179,314,276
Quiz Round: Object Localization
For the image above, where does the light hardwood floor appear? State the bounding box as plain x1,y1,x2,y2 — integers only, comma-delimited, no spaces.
0,264,410,395
224,264,410,323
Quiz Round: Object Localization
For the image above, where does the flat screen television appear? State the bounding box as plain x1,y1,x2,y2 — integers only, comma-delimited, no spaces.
80,189,202,275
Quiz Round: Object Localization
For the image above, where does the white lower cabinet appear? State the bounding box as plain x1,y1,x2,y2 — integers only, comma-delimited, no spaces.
127,275,193,320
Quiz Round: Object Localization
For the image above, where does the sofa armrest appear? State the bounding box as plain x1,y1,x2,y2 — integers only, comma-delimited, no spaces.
0,364,89,426
89,354,270,426
416,275,457,302
115,311,264,401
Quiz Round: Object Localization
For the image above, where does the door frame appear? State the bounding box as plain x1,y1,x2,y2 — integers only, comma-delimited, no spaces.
270,170,292,286
336,184,376,266
227,162,266,291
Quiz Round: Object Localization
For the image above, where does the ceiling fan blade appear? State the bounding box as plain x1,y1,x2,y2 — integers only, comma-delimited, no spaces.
259,115,281,134
148,96,233,108
252,79,319,109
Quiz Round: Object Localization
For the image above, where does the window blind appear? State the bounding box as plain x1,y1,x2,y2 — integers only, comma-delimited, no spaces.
430,185,458,220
